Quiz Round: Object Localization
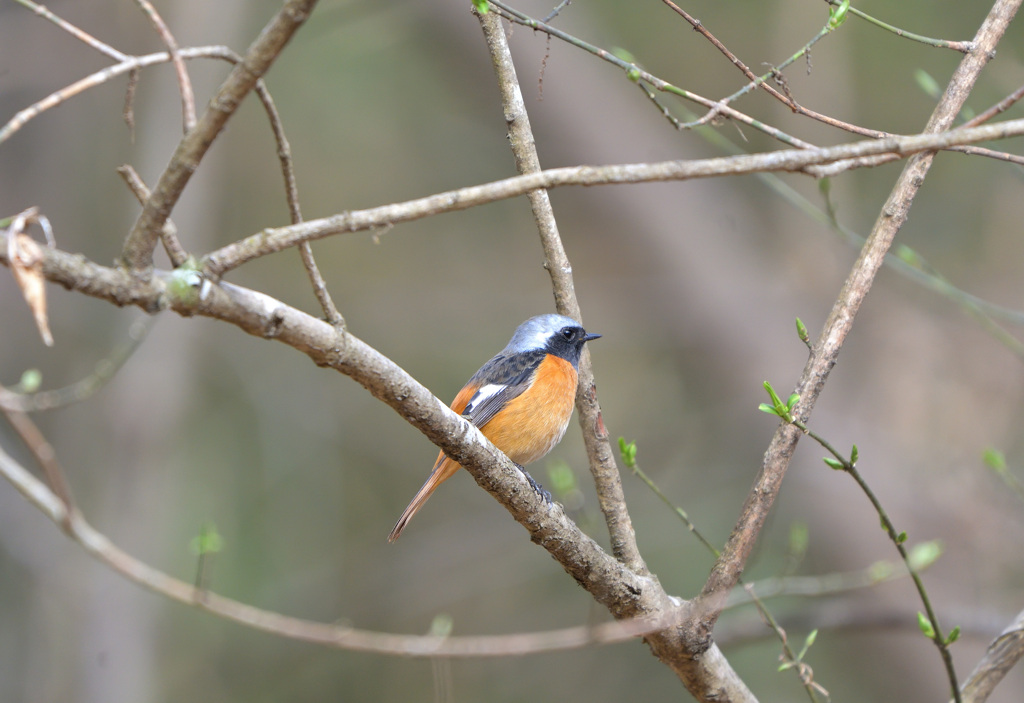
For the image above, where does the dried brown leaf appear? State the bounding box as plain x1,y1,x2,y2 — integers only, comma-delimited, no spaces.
7,231,53,346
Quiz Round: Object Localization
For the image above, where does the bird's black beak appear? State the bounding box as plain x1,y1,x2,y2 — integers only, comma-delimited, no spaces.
583,332,602,342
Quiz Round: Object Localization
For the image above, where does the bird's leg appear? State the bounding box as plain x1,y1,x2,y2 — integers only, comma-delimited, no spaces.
514,463,552,503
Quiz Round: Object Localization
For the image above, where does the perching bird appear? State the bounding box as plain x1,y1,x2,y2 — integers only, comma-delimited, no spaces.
388,314,601,541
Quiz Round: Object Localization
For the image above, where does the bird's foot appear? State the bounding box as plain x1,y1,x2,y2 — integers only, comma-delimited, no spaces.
515,463,552,503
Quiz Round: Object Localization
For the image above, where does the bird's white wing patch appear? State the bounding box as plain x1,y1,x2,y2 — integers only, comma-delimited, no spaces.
464,383,505,416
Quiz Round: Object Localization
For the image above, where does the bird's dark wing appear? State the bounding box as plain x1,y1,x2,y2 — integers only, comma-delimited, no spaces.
461,349,546,428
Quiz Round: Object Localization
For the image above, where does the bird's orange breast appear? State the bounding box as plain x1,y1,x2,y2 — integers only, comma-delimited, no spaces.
481,354,578,465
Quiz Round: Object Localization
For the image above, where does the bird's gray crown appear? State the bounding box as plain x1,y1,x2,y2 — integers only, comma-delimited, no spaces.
503,314,583,354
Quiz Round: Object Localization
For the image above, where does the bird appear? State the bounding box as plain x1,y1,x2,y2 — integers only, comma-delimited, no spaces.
388,314,601,542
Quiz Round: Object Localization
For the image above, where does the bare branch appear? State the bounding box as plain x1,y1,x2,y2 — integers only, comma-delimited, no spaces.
0,387,77,528
959,607,1024,703
488,0,814,149
13,0,128,61
478,10,646,574
662,0,888,139
963,83,1024,127
1,46,236,145
117,165,190,267
120,0,320,272
696,4,1021,700
0,317,152,412
201,118,1024,276
251,76,344,326
130,0,197,132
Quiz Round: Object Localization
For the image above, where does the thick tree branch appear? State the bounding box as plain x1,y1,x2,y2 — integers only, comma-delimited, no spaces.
959,607,1024,703
1,231,755,700
0,234,655,607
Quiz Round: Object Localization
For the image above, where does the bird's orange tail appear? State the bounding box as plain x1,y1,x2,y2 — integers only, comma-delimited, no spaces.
388,454,459,542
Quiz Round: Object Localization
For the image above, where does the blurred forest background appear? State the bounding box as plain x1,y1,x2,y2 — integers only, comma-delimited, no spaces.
2,0,1024,700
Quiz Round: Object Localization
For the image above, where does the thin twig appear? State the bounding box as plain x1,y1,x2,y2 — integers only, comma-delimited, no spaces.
0,317,153,412
661,1,887,139
542,0,572,23
794,419,959,698
821,0,975,52
13,0,128,61
487,1,814,150
677,22,833,132
1,46,238,145
748,591,827,703
252,80,344,326
130,0,197,132
0,390,77,530
962,83,1024,128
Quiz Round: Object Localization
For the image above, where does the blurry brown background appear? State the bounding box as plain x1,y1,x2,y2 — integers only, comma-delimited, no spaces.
2,0,1023,700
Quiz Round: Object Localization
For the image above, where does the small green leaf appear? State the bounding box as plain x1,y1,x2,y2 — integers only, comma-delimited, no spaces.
817,178,831,197
611,47,637,64
946,625,961,645
868,560,893,582
763,380,783,408
471,0,489,14
914,69,942,100
823,457,844,470
795,317,810,343
18,368,43,393
982,447,1007,473
895,244,921,268
758,402,781,417
547,460,577,495
189,522,224,556
777,661,795,672
786,393,800,411
896,531,908,544
429,613,454,637
827,0,850,29
907,540,942,570
618,437,638,469
917,612,936,639
797,629,818,660
850,444,859,466
788,522,809,557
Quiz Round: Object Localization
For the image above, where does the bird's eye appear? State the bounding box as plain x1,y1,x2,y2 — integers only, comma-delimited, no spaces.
561,327,575,341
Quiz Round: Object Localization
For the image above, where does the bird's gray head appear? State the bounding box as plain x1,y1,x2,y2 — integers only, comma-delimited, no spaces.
503,314,601,366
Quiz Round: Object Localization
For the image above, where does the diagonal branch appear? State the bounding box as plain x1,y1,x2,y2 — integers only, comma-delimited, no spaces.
1,233,754,701
477,9,647,575
959,607,1024,703
120,0,319,272
695,0,1021,680
130,0,196,132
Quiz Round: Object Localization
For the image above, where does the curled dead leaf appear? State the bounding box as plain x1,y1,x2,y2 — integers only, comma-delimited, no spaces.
5,210,54,346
